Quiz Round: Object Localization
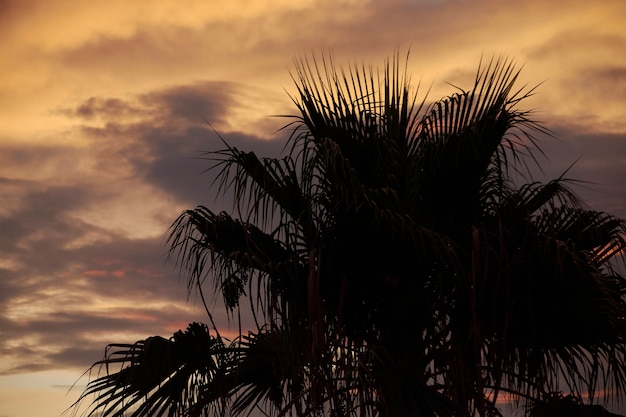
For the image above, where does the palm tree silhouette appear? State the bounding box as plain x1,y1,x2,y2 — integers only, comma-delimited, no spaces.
71,54,626,417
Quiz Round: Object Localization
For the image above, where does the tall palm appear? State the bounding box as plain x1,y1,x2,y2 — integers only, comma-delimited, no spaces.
71,54,626,417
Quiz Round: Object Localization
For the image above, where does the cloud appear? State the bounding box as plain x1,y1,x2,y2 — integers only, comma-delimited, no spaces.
67,97,148,120
0,221,211,374
0,78,290,376
141,83,236,126
61,81,288,206
522,30,626,132
63,81,237,126
586,66,626,98
48,0,504,91
533,126,626,219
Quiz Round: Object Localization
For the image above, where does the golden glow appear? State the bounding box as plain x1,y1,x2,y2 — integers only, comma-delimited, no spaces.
2,1,626,416
0,371,82,417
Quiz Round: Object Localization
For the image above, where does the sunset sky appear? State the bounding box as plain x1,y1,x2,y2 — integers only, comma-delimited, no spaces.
1,1,626,416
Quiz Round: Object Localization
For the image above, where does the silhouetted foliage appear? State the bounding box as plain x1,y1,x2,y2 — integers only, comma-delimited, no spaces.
528,393,624,417
71,53,626,417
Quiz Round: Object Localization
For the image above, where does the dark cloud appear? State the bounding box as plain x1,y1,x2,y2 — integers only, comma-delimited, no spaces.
135,126,288,206
580,66,626,102
0,181,105,276
68,81,289,206
62,81,238,127
0,144,83,179
140,82,238,127
536,127,626,219
0,174,196,374
0,220,207,374
0,79,289,376
68,97,148,120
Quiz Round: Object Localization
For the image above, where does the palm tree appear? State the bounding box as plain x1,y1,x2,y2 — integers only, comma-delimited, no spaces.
71,53,626,417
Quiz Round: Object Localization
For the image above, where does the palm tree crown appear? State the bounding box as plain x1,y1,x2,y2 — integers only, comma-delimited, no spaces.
72,53,626,417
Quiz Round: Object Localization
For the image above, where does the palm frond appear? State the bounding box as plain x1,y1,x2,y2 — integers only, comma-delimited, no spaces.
209,145,317,241
167,207,300,314
72,323,230,417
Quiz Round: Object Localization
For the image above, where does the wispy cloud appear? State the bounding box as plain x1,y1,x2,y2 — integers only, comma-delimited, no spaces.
0,80,287,377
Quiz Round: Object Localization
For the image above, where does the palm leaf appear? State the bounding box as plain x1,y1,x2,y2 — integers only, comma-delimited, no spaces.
72,323,230,417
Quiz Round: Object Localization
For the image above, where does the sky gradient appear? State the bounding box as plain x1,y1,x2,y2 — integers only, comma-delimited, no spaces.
1,1,626,416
